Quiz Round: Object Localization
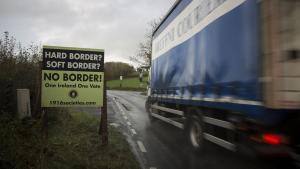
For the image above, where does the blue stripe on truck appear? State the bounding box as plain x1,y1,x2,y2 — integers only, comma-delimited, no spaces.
151,0,262,116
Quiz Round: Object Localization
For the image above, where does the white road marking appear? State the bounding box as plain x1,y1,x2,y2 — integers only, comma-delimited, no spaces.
109,123,120,128
113,97,138,138
149,167,157,169
131,128,137,135
137,141,147,153
114,99,127,116
118,105,123,112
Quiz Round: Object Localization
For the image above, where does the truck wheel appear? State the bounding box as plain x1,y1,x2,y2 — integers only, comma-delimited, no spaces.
145,98,151,114
185,109,205,153
149,108,156,122
145,98,156,122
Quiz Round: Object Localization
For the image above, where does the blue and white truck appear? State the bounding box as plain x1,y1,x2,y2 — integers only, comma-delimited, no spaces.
146,0,300,159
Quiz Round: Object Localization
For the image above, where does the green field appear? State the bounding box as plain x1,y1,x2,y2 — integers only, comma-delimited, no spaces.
107,76,148,91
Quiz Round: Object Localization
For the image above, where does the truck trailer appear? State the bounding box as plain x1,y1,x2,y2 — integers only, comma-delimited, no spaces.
146,0,300,160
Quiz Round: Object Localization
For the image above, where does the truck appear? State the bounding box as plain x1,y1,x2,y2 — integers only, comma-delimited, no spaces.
146,0,300,161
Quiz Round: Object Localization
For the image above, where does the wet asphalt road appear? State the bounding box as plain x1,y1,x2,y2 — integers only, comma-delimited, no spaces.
81,90,295,169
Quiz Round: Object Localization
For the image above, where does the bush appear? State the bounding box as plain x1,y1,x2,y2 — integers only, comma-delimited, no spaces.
0,32,41,117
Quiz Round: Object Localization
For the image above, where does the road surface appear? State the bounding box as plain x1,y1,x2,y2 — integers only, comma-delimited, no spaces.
84,90,295,169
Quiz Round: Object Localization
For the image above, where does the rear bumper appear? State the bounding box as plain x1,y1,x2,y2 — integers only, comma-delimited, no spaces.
253,144,291,157
290,151,300,168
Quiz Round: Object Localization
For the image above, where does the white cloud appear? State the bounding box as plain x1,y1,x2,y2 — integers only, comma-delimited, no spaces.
0,0,175,66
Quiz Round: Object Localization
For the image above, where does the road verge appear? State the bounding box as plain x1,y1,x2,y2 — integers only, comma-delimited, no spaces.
0,109,140,169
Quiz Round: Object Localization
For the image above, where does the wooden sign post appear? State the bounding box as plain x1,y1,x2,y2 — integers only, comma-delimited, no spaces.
99,73,108,146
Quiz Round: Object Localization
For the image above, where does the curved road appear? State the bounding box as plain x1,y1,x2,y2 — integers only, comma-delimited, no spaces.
107,90,293,169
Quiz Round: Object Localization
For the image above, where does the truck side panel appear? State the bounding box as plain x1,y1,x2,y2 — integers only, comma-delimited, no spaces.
151,1,261,104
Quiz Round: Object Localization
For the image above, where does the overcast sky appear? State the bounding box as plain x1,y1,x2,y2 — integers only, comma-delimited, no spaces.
0,0,175,65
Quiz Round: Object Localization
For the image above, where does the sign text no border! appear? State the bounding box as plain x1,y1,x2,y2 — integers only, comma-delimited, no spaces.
41,45,104,107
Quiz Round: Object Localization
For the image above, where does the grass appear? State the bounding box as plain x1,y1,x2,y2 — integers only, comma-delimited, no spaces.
0,110,140,169
107,76,148,91
0,113,43,169
47,110,140,169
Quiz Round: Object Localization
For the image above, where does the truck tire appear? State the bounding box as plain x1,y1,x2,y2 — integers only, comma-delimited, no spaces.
145,98,151,114
145,98,156,122
185,108,205,153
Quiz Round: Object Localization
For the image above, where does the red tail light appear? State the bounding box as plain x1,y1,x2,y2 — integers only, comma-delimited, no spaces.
262,134,283,145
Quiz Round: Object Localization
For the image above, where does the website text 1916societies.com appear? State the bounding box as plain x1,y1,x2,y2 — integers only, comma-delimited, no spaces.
50,100,96,105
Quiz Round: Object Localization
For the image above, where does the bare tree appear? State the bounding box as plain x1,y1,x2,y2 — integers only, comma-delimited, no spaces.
130,19,161,68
